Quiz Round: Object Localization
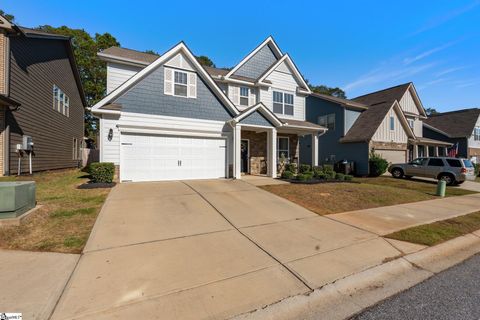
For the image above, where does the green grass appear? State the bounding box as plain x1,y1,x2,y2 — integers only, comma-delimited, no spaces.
0,169,110,253
386,211,480,246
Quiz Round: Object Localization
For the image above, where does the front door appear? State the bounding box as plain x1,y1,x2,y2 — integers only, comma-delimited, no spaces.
241,139,249,173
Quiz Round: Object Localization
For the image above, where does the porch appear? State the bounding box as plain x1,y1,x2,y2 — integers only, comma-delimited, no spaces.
408,137,452,160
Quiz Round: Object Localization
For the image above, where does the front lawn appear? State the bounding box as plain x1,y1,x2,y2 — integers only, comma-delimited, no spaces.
385,211,480,246
0,169,110,253
261,176,476,215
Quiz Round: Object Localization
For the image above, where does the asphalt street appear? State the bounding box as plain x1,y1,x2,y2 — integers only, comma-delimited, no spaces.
352,253,480,320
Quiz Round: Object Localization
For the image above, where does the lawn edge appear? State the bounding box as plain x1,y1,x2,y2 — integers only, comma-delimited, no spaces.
230,229,480,320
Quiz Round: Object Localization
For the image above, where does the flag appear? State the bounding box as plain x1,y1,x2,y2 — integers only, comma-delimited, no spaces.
447,143,458,157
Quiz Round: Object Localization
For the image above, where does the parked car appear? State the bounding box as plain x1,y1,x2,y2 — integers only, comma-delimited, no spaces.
388,157,476,185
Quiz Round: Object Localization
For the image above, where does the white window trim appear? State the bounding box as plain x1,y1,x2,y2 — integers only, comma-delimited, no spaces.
173,70,188,98
474,127,480,141
240,86,249,106
277,136,290,160
164,67,197,99
53,84,70,117
272,90,294,116
390,116,395,131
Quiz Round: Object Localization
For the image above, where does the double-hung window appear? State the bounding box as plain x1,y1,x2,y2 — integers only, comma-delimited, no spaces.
277,137,289,160
389,116,395,130
474,127,480,141
174,71,188,97
272,91,294,116
408,119,414,129
53,85,70,117
240,87,249,106
318,114,335,130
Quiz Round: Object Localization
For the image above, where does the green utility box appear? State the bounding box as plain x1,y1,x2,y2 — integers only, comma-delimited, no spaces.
0,181,36,219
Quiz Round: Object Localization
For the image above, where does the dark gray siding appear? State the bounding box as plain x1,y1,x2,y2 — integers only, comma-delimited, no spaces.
233,44,278,80
8,36,84,174
300,96,370,175
240,110,273,127
423,127,468,157
116,66,233,121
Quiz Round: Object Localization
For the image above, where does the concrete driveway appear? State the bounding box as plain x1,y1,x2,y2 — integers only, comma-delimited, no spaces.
51,179,400,320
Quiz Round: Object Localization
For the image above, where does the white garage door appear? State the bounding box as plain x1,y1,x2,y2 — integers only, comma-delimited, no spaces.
377,149,407,164
120,133,227,182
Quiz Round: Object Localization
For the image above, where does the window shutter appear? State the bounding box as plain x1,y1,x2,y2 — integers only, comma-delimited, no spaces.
249,88,256,106
164,67,173,95
231,86,240,105
188,73,197,98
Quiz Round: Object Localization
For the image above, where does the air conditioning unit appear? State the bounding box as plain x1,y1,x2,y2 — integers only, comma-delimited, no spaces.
22,135,33,150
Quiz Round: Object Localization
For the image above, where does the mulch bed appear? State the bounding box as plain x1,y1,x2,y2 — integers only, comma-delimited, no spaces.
77,182,116,189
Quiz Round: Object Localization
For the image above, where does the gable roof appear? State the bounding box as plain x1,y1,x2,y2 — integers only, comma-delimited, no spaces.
98,46,159,66
225,36,283,79
230,102,283,127
309,92,368,109
92,42,239,116
257,54,311,93
424,108,480,138
340,101,414,143
352,83,411,106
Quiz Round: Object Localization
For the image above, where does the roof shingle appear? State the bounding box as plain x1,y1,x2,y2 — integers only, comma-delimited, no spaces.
424,108,480,138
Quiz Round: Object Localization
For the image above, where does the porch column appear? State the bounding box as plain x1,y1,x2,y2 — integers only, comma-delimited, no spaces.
413,144,418,158
311,133,319,167
234,125,241,179
434,146,439,157
425,145,429,157
267,128,277,178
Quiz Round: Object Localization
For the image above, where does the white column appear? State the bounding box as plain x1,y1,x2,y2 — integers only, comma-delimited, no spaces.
267,128,277,178
434,146,439,157
311,133,319,167
413,144,418,158
425,145,429,157
234,125,241,179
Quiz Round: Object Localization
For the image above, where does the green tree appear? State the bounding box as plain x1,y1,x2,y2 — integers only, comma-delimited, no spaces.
36,25,119,139
144,49,159,55
196,55,215,68
310,84,347,98
0,9,15,23
425,107,438,116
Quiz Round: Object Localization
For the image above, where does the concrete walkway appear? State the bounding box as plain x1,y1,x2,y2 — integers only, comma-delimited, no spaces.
329,193,480,235
0,250,78,319
51,180,401,320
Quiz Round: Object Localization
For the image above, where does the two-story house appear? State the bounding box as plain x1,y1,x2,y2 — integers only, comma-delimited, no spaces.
92,37,326,182
423,108,480,161
0,15,85,176
301,83,451,175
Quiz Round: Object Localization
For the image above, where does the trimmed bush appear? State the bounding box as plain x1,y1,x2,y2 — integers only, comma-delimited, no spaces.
284,163,297,173
369,152,389,177
344,175,353,181
89,162,115,183
281,170,295,180
298,164,311,174
322,164,334,173
296,172,313,182
335,173,345,181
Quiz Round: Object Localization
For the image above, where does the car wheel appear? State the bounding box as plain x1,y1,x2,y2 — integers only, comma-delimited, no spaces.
439,174,455,186
391,168,404,178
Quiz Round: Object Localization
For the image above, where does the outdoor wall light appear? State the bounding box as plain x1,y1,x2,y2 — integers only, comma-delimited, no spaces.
108,128,113,141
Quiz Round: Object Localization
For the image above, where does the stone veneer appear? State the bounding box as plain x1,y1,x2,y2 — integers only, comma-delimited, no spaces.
241,130,299,175
370,141,408,151
468,147,480,158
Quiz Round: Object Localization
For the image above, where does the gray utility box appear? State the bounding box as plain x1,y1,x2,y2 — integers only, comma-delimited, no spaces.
0,181,36,219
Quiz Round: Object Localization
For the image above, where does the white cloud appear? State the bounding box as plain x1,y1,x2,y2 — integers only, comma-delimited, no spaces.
435,66,468,77
403,41,457,65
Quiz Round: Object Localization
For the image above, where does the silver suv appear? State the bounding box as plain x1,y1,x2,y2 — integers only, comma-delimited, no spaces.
388,157,476,185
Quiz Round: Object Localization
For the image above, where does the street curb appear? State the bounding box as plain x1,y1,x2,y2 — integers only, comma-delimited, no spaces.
232,230,480,320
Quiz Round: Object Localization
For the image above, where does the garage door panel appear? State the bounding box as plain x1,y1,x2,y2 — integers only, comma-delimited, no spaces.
121,133,226,182
377,150,407,164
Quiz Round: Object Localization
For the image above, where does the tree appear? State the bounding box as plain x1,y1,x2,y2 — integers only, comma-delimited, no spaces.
196,55,215,68
144,49,159,55
310,85,347,99
425,107,438,116
35,25,120,140
0,9,15,23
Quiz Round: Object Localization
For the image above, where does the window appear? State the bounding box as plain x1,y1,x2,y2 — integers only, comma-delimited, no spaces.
474,127,480,141
72,138,81,160
463,159,474,168
53,85,70,116
411,158,428,165
446,159,462,167
240,87,249,106
174,71,188,97
277,137,289,160
428,158,444,166
408,119,414,129
272,91,294,115
318,114,335,130
389,116,395,130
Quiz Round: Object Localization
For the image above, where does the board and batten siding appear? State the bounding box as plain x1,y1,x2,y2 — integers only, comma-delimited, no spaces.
372,108,408,143
99,115,120,164
260,62,305,121
468,116,480,149
0,32,7,94
399,89,420,115
106,62,142,94
8,36,84,174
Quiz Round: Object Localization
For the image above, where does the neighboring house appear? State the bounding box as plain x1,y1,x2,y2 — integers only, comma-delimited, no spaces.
0,15,86,176
301,83,451,175
92,37,326,182
423,108,480,161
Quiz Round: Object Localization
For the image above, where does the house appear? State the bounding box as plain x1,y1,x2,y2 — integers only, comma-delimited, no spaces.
423,108,480,161
0,15,86,176
300,83,451,175
92,37,326,182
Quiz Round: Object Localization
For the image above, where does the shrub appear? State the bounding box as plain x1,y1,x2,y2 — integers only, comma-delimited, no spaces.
474,163,480,177
281,170,294,180
315,172,327,180
284,163,297,173
89,162,115,183
322,164,334,173
344,175,353,181
369,152,389,177
335,173,345,181
298,164,311,174
296,172,313,182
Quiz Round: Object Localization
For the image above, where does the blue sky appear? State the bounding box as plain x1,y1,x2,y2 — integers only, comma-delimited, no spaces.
4,0,480,111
